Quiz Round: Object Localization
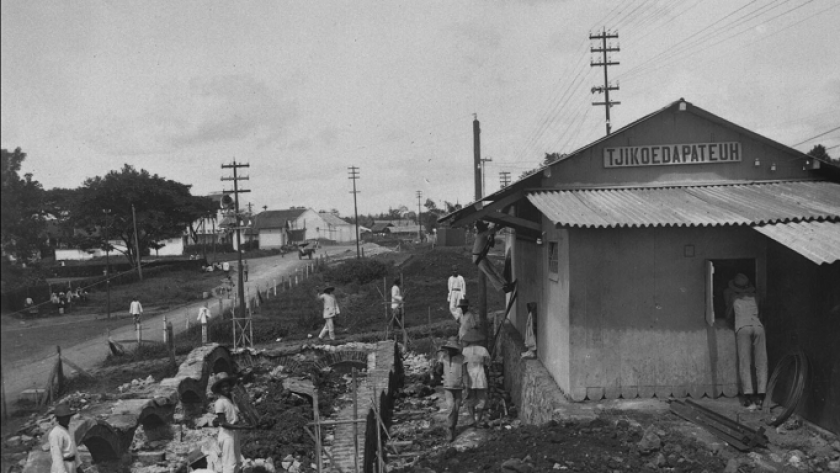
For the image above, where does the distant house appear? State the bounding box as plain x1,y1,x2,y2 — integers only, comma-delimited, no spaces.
388,224,423,237
253,208,349,248
369,222,393,235
318,212,362,242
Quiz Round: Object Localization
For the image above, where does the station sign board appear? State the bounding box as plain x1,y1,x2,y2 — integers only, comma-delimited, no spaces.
604,142,741,168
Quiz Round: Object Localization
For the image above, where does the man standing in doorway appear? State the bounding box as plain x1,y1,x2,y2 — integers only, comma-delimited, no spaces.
447,266,466,318
725,273,767,410
129,296,143,324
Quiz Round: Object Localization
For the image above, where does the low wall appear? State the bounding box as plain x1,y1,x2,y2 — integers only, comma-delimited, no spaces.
500,321,568,425
331,341,403,473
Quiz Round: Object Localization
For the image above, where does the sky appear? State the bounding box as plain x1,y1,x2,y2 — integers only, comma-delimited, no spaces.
2,0,839,217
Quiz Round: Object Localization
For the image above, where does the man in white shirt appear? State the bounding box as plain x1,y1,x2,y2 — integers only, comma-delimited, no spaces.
197,303,211,344
447,266,466,317
129,297,143,324
211,374,252,473
317,286,340,341
391,279,404,320
49,403,79,473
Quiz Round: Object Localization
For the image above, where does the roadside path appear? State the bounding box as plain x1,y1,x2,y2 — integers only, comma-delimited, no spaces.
1,250,325,410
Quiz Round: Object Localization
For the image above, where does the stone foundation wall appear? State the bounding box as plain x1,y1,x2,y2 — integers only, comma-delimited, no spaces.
500,322,568,425
331,341,398,473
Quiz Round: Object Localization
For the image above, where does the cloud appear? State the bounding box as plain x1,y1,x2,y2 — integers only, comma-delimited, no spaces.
87,75,299,155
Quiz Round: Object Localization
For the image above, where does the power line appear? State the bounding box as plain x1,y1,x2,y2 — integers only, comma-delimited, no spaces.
791,126,840,147
620,0,815,83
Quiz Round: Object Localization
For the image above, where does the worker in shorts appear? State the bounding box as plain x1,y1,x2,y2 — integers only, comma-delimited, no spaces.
461,329,491,426
434,337,466,442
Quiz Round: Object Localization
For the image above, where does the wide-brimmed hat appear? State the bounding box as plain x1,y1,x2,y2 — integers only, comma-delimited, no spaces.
451,265,459,272
458,298,470,307
54,403,75,418
729,273,755,293
461,329,485,343
322,285,335,293
439,337,462,353
210,372,238,394
187,449,207,466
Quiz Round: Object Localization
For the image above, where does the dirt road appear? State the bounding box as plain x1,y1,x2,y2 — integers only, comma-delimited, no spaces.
0,248,338,411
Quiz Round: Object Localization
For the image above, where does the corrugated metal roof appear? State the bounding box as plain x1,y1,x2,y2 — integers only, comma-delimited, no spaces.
754,221,840,265
526,181,840,228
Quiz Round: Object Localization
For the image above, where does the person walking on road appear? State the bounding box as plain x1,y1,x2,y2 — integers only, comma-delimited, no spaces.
129,296,143,324
434,337,466,442
49,403,80,473
391,278,404,322
317,285,340,341
211,373,253,473
447,266,466,317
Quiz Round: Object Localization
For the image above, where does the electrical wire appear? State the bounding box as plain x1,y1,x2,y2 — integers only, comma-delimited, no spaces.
791,125,840,147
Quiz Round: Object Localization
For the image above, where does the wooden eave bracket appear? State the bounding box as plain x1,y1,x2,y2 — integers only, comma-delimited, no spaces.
483,214,541,237
452,191,527,227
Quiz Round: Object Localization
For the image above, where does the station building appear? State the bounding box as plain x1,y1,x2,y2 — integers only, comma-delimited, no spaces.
441,99,840,432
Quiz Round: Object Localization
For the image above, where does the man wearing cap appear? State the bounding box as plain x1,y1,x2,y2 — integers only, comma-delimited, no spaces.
434,337,466,441
49,403,80,473
454,298,479,344
461,329,491,426
317,285,340,341
724,273,768,410
447,266,466,317
211,373,253,473
186,449,212,472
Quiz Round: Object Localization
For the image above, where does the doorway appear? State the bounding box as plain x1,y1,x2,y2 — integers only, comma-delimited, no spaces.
707,259,756,323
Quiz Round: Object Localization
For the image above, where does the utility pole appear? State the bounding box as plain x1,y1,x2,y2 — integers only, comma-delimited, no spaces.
473,114,482,200
131,204,143,281
472,114,488,339
416,190,423,240
590,28,620,135
221,160,251,319
480,157,493,198
499,171,511,188
103,209,112,319
348,166,361,259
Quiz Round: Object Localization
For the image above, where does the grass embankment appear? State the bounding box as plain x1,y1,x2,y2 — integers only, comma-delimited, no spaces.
103,246,506,366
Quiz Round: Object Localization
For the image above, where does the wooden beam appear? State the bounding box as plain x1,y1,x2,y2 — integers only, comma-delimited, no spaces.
483,213,541,233
452,191,525,228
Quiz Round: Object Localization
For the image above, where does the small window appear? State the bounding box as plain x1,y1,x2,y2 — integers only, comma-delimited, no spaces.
548,241,559,273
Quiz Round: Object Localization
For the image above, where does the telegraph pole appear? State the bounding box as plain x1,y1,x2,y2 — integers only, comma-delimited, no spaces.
131,204,143,281
499,171,511,188
348,166,361,259
472,115,488,338
590,28,620,135
103,209,112,319
221,160,251,318
416,190,423,240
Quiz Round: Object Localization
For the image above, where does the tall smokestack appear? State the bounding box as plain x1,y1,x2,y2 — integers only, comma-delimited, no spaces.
473,114,481,201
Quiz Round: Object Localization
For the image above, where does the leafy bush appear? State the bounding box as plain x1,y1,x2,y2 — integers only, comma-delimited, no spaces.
322,258,391,285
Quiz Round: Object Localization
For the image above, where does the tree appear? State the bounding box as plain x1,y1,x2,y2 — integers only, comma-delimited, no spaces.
807,144,832,162
1,148,47,263
69,164,212,266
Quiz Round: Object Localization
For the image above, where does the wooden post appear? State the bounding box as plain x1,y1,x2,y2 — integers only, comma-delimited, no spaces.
163,316,168,344
352,368,360,473
55,346,64,396
273,279,277,297
136,321,142,346
312,375,323,473
1,362,7,420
